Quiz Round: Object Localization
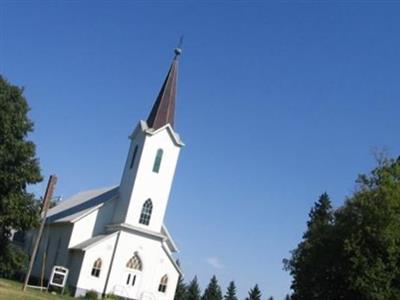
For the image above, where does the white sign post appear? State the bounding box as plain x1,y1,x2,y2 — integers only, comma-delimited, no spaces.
48,266,69,295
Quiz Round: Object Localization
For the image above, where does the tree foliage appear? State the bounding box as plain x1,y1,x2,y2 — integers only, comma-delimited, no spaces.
202,275,222,300
174,260,187,300
284,193,336,299
285,157,400,299
0,243,28,278
246,284,262,300
224,281,238,300
0,76,42,276
186,276,201,300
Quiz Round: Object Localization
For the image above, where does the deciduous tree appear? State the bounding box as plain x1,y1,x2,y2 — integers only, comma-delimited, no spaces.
0,76,42,276
285,157,400,299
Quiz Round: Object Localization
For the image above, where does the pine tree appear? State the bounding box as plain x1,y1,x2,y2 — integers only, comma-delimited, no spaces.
186,276,201,300
267,297,274,300
0,76,42,277
245,284,262,300
306,192,333,234
283,193,335,299
202,275,222,300
284,295,291,300
174,260,187,300
224,281,238,300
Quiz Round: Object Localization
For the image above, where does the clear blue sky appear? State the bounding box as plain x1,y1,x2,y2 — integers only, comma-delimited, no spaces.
1,1,400,299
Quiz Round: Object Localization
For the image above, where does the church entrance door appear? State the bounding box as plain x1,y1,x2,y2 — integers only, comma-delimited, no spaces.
124,270,141,298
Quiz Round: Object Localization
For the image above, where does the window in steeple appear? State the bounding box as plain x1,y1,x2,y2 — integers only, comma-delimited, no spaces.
139,199,153,225
129,145,139,169
152,149,163,173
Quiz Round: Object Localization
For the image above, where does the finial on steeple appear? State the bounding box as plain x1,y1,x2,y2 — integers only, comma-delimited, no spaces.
174,35,183,58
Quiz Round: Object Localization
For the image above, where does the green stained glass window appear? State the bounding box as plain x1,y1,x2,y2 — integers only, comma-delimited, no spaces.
152,149,163,173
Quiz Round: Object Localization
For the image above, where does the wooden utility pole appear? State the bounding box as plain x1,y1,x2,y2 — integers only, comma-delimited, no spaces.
22,175,57,292
40,251,46,291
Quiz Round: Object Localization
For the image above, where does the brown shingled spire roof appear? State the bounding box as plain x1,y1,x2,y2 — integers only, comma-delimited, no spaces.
147,48,181,130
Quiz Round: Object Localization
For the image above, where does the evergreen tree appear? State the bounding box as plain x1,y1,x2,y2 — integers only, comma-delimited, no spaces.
0,76,42,276
267,297,274,300
245,284,262,300
186,276,201,300
284,295,291,300
284,193,335,300
202,275,222,300
174,260,187,300
224,281,238,300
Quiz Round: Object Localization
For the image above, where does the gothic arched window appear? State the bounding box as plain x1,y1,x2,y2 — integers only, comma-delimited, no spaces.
158,274,168,293
126,253,142,271
152,149,164,173
139,199,153,225
91,258,102,277
129,145,139,169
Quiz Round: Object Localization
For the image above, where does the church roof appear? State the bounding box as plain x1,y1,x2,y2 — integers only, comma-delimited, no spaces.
70,232,117,251
161,225,178,252
53,203,105,223
46,186,118,223
146,48,181,130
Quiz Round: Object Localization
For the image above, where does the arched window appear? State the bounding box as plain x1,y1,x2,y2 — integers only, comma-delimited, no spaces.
139,199,153,225
129,145,139,169
158,275,168,293
126,253,142,271
91,258,102,277
152,149,163,173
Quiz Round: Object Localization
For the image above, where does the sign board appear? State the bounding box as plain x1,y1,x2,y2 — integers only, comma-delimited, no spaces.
49,266,69,288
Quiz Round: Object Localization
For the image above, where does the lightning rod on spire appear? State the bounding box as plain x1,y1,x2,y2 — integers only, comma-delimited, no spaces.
174,35,184,57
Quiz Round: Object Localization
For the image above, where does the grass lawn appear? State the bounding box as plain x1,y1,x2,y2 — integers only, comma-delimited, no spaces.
0,278,76,300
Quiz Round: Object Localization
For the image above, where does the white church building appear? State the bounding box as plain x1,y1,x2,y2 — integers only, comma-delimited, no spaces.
26,48,184,299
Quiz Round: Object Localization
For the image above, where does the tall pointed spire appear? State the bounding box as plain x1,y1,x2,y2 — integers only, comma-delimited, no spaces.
147,47,182,130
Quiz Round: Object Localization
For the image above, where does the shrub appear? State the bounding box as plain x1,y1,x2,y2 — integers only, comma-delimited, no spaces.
85,290,98,299
63,285,74,297
0,244,28,278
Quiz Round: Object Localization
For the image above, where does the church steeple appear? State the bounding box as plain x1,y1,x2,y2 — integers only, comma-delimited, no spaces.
114,47,184,232
147,48,181,130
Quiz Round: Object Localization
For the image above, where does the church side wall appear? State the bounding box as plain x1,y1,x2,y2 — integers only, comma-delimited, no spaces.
67,251,84,289
93,199,116,236
69,210,98,248
74,234,118,297
31,223,73,282
104,230,179,300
